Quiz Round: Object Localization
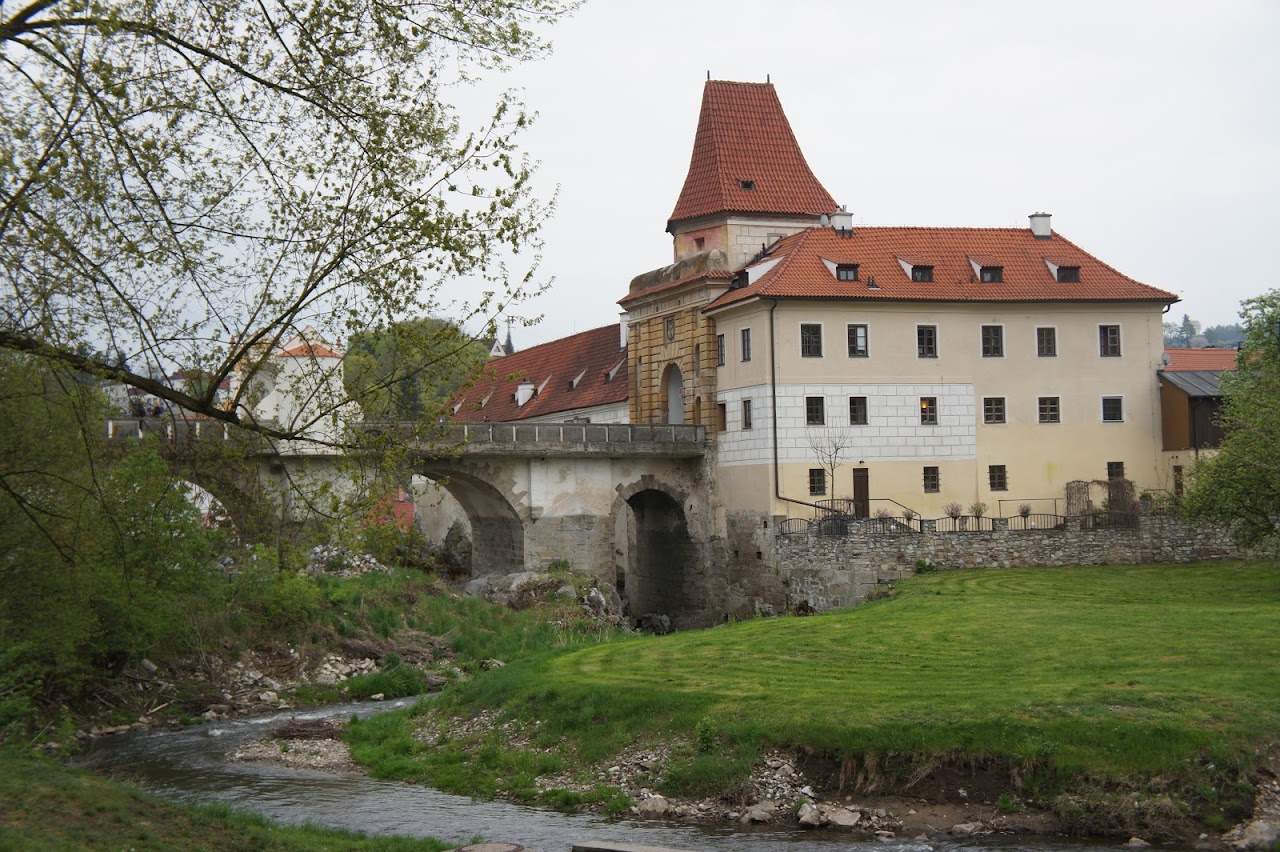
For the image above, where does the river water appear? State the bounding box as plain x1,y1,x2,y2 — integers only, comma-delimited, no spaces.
77,698,1125,852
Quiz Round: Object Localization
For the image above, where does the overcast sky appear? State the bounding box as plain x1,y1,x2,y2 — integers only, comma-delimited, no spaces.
450,0,1279,349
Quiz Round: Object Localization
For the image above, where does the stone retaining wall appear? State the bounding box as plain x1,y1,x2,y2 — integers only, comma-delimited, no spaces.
775,513,1258,612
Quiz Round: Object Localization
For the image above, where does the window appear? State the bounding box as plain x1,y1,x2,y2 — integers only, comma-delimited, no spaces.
1099,324,1121,357
980,266,1003,283
693,343,700,375
739,179,755,191
716,402,726,432
849,396,868,425
981,325,1004,357
1056,265,1080,283
1107,461,1125,481
806,396,825,426
912,265,934,283
801,323,823,357
1038,396,1060,423
847,323,869,357
923,466,940,493
1102,396,1124,422
664,316,675,341
809,468,826,496
740,327,752,362
983,397,1006,424
989,464,1008,491
836,264,859,282
716,334,725,366
917,325,937,358
694,237,705,251
1036,327,1057,357
742,399,753,430
920,396,938,425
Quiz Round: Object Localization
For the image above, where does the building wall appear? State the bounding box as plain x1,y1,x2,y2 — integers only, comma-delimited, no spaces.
627,295,719,428
672,215,815,267
709,299,1167,517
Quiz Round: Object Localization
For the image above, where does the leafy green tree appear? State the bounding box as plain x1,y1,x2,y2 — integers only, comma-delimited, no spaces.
1182,291,1280,545
1,0,573,442
0,353,221,707
1203,323,1245,347
344,318,489,421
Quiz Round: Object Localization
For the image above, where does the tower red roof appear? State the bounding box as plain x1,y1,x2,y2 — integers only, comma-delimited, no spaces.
668,81,837,230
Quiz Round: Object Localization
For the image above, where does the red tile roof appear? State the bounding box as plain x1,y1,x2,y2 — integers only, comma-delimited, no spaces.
705,226,1179,310
1163,348,1238,371
668,81,836,229
279,342,343,358
451,324,628,422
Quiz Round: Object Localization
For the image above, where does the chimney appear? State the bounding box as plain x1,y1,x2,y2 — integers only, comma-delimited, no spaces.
618,313,629,348
515,380,535,407
1029,212,1052,239
830,206,854,237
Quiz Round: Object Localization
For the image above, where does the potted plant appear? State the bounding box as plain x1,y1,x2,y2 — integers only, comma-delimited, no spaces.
1018,503,1032,518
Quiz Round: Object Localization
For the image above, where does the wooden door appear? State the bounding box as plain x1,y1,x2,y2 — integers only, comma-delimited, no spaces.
852,468,870,518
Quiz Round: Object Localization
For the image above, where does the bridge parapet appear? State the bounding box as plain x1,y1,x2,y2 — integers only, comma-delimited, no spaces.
447,422,706,458
106,417,234,442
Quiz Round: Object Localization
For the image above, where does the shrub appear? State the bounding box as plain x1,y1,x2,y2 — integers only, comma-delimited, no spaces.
873,508,893,519
968,501,987,518
943,502,963,519
1019,503,1032,517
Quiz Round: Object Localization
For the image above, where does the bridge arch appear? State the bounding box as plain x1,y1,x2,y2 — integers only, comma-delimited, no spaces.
613,476,698,628
415,462,526,577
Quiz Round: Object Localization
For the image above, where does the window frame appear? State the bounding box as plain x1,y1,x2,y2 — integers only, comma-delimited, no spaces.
919,396,938,426
1101,396,1124,422
1036,326,1057,358
983,396,1007,425
805,396,825,426
980,324,1004,358
849,396,868,426
923,466,940,493
836,263,859,282
1056,265,1080,283
741,398,753,430
911,265,934,283
1099,324,1122,357
800,323,823,358
808,468,826,496
715,334,725,367
917,324,938,358
980,266,1003,283
847,323,869,358
1038,396,1061,424
988,464,1008,491
1107,461,1126,481
740,327,752,362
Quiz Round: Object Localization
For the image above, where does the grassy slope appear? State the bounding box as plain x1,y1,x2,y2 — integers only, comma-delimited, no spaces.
375,561,1278,810
0,753,453,852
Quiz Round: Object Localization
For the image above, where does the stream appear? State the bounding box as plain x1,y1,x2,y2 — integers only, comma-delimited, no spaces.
77,698,1129,852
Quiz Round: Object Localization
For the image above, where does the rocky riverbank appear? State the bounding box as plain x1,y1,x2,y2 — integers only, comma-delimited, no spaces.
226,704,1274,849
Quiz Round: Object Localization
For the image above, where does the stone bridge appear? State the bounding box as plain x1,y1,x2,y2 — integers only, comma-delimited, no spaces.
105,418,744,628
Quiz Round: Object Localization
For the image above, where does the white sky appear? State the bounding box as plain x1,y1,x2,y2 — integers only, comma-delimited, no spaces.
452,0,1280,349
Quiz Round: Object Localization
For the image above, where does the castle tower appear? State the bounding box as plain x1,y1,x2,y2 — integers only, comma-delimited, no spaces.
667,80,837,267
622,79,837,427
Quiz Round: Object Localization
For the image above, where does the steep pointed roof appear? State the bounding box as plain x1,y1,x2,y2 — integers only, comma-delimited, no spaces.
668,80,837,230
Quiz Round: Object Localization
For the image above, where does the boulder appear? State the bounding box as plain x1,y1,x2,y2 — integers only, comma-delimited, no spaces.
741,801,777,823
797,802,822,827
1237,820,1280,850
951,822,986,837
634,795,671,818
820,804,861,828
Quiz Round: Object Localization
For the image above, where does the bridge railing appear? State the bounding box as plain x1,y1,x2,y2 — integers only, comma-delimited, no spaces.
106,417,233,442
449,421,705,447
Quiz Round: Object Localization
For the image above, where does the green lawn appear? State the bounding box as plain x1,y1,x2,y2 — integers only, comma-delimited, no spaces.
385,560,1278,799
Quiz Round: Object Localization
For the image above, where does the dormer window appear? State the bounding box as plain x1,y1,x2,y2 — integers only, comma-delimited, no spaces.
911,265,934,283
1056,265,1080,283
836,264,859,282
980,266,1003,283
739,179,755,191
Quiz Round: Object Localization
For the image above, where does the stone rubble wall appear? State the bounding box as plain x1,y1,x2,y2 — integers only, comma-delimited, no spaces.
774,513,1260,612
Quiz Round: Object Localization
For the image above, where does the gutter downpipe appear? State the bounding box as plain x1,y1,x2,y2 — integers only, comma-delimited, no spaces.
769,299,822,515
